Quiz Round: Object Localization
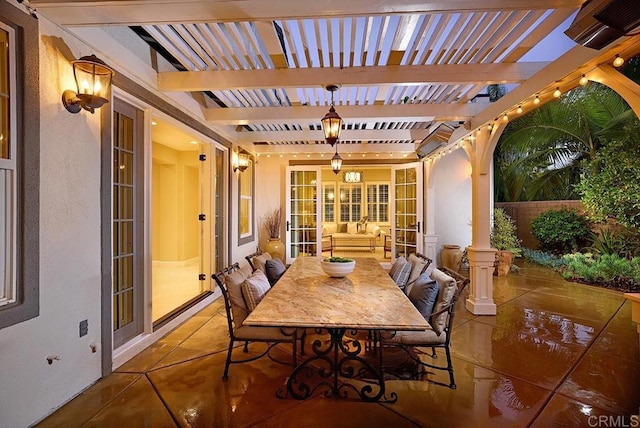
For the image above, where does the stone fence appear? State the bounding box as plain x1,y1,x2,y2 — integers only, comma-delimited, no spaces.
495,200,585,249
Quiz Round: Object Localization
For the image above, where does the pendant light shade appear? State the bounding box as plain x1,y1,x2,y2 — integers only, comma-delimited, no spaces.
322,85,343,146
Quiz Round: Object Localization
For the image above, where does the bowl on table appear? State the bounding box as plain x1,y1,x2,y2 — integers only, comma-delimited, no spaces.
320,257,356,278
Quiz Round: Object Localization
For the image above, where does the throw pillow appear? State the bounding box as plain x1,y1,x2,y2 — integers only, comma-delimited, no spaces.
357,222,368,234
347,222,358,234
326,223,338,234
338,223,347,233
241,269,271,311
366,224,381,237
407,254,428,288
391,260,412,291
223,267,251,325
408,274,439,322
429,269,458,336
265,258,286,285
253,252,272,273
388,256,407,277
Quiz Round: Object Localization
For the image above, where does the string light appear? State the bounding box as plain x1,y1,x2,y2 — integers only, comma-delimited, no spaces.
502,113,509,123
533,94,540,105
553,87,562,98
579,75,588,86
613,55,624,68
516,105,523,114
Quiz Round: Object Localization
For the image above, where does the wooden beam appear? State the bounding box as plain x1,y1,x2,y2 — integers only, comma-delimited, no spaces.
32,0,582,26
236,128,430,143
159,62,548,91
204,103,487,125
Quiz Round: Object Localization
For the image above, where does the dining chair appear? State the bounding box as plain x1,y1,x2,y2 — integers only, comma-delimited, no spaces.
381,266,469,389
213,263,305,380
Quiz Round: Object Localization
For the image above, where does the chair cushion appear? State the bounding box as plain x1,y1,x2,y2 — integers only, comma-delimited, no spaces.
381,326,446,346
406,254,428,290
391,260,412,291
429,269,458,336
408,274,439,322
223,267,252,326
388,256,407,278
252,252,272,273
265,258,286,285
241,270,271,311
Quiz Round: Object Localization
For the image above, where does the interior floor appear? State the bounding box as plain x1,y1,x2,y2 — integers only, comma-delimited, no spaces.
152,261,202,321
38,261,640,427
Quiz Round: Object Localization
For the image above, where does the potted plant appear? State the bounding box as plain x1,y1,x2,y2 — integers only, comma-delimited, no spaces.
491,208,522,276
261,207,285,261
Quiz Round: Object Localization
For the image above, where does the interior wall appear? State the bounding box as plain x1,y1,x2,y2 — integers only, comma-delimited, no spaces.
0,16,103,428
433,149,473,264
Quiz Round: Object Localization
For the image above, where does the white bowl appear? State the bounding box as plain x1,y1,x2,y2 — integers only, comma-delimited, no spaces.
320,259,355,278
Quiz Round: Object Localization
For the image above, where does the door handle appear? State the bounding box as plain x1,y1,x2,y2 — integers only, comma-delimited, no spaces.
286,220,290,232
417,221,421,233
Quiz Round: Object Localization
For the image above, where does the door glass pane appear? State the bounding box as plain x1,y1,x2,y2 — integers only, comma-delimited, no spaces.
288,169,317,261
394,165,420,258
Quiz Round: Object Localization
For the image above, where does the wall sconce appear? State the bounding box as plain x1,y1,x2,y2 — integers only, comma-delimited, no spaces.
62,54,114,114
343,170,363,183
233,151,250,172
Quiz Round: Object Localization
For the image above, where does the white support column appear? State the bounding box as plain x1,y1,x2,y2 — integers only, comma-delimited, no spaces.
464,123,506,315
424,160,438,262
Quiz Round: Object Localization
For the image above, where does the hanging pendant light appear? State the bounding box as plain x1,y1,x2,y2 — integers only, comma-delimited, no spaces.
331,145,342,174
322,84,343,146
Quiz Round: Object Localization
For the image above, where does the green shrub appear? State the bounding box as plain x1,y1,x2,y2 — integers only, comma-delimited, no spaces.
522,248,565,269
562,253,640,292
531,209,591,254
491,208,521,256
588,225,640,259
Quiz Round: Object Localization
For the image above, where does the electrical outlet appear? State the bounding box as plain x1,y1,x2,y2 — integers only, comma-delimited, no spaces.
79,320,88,337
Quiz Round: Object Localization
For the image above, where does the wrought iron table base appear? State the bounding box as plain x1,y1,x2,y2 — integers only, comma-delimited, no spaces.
276,328,397,403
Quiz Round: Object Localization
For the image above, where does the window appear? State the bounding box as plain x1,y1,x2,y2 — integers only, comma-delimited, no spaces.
338,184,362,222
0,5,40,329
366,183,389,223
238,157,254,244
322,183,335,222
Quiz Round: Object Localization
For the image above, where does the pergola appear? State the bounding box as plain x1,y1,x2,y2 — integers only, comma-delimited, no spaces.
31,0,640,314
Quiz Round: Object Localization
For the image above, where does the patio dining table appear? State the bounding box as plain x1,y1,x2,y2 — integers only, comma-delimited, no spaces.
243,256,429,402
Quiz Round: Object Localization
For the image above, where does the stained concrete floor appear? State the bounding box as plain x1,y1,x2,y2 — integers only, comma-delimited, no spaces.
38,262,640,427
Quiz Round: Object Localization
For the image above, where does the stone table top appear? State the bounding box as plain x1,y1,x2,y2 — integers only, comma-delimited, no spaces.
244,257,429,331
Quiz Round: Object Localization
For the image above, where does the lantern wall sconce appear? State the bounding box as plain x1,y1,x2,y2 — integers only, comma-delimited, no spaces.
321,84,343,146
62,54,115,114
233,151,250,172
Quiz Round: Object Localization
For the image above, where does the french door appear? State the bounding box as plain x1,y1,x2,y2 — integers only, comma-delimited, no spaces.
391,163,423,258
285,166,321,264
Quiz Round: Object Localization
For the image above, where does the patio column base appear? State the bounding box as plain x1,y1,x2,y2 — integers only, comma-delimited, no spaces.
465,247,497,316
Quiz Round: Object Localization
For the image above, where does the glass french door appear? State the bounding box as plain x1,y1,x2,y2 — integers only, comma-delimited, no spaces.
112,99,144,348
391,163,423,259
285,166,321,264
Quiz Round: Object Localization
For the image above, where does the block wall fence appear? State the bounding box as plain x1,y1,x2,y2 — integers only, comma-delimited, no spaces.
495,200,585,249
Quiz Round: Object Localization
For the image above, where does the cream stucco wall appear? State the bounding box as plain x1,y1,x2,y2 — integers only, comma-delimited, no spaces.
432,149,473,265
0,17,104,428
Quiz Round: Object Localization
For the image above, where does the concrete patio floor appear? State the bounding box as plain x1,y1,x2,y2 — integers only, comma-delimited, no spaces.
38,261,640,427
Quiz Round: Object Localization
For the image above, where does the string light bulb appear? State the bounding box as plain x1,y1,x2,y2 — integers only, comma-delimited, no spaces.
502,113,509,123
579,75,588,86
486,123,493,131
533,94,540,105
613,55,624,68
553,87,562,98
516,105,523,114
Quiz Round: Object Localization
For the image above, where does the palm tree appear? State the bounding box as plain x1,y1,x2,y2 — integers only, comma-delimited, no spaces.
494,82,636,201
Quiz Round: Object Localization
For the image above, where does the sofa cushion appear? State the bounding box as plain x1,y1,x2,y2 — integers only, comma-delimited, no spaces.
347,222,358,234
388,256,407,277
265,258,286,285
429,268,458,336
391,260,412,291
252,252,272,273
241,269,271,311
408,274,439,322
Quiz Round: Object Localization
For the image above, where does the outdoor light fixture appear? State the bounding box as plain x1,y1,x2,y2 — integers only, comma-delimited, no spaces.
321,84,343,146
579,75,589,86
331,145,342,174
613,55,624,68
343,171,363,183
502,113,509,123
516,105,523,114
233,151,250,172
533,94,541,105
553,87,562,98
62,54,114,114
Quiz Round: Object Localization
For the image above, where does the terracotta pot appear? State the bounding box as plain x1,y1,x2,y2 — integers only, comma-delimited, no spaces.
440,245,463,272
494,250,513,276
264,238,285,262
